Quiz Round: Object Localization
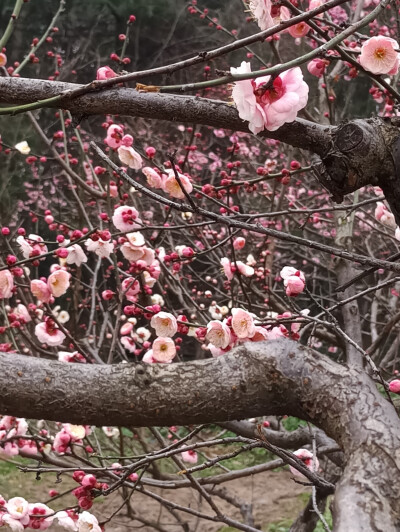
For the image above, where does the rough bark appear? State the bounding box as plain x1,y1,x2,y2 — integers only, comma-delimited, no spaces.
0,77,332,155
0,338,400,531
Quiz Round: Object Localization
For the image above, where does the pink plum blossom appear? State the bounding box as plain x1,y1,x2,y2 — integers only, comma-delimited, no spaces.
289,448,320,478
151,312,178,337
233,237,246,250
152,337,176,363
162,170,193,199
27,503,53,530
307,58,329,78
359,36,399,75
181,449,198,464
31,280,52,303
206,320,231,349
0,270,14,299
231,308,256,339
118,145,143,170
112,206,142,232
96,66,117,80
280,267,306,297
389,379,400,393
142,167,163,189
47,269,70,298
35,318,66,346
288,22,310,38
121,277,140,301
285,275,306,297
248,0,290,30
375,202,396,228
104,124,124,149
231,62,309,133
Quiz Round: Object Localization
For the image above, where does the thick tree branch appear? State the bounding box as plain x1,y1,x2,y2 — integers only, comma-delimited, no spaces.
1,339,399,529
0,77,332,155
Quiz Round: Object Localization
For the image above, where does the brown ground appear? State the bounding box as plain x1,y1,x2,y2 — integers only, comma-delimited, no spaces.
1,466,308,531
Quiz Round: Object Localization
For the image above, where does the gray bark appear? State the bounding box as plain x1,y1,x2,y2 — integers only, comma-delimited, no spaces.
0,77,332,155
0,338,399,531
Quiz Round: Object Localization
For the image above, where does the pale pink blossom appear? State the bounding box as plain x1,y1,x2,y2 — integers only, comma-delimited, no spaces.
142,349,156,363
53,511,78,531
16,234,47,259
31,280,52,303
151,312,178,337
152,337,176,363
96,66,117,80
63,424,86,440
163,170,193,199
35,318,66,346
289,448,320,478
249,0,290,30
308,0,323,15
221,257,234,280
2,514,27,531
118,145,143,170
221,257,254,280
142,167,163,189
206,320,231,348
231,62,309,133
237,261,254,277
0,270,14,299
112,206,142,232
181,449,198,463
121,336,136,353
359,36,399,75
5,497,29,521
375,202,396,229
77,511,102,532
231,308,256,339
104,124,124,149
65,244,87,266
120,322,134,335
48,269,70,298
13,304,31,323
143,271,156,287
85,238,114,258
